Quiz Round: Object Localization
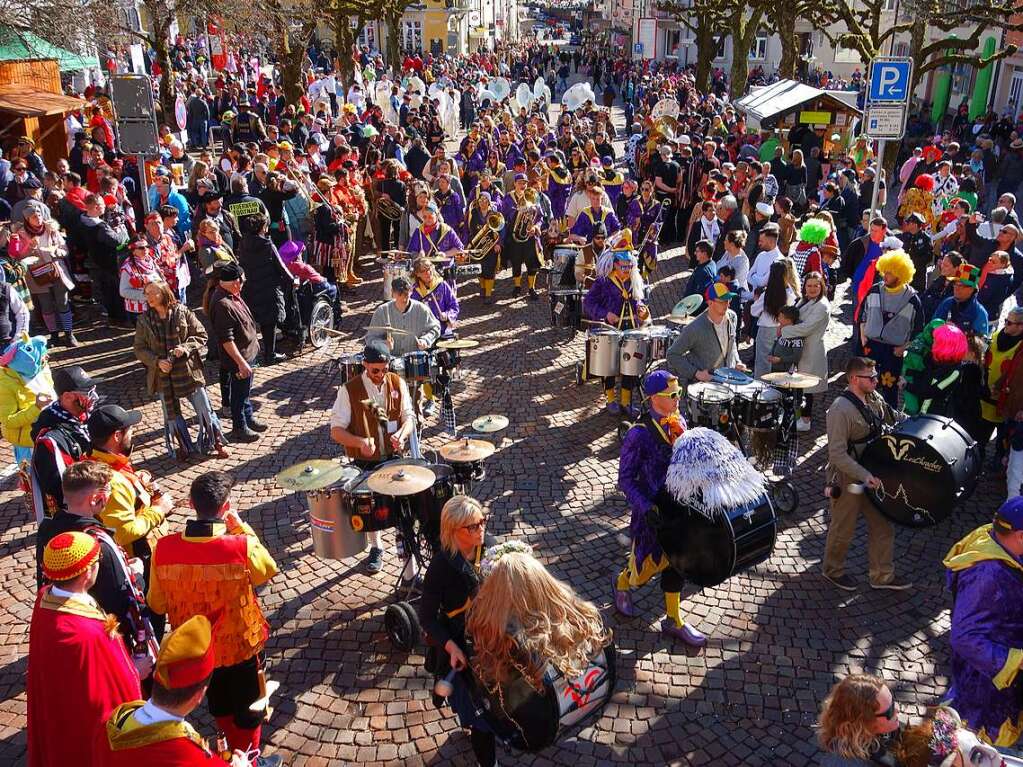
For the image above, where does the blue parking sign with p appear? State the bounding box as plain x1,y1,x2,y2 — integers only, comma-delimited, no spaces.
868,59,912,103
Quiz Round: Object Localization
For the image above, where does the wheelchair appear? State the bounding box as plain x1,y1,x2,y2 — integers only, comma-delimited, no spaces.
296,280,341,349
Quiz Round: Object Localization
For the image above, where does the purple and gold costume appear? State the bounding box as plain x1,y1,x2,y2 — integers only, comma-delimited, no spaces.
408,222,463,259
619,417,675,568
571,206,621,242
599,168,625,207
584,274,644,330
944,525,1023,747
627,196,663,267
412,277,460,338
435,190,467,242
546,166,573,220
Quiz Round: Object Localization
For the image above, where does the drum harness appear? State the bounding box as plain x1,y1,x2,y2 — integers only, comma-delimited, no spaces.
828,392,886,498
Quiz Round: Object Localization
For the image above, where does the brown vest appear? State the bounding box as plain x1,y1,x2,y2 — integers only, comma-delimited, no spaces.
344,372,404,461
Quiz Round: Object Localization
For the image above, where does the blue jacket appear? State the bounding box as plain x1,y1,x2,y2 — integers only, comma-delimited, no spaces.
934,295,989,336
147,186,192,236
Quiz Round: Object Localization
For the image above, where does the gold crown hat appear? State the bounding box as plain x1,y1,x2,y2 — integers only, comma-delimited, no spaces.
42,531,100,582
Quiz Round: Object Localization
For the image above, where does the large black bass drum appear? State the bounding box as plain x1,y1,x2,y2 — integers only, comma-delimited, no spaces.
653,490,777,588
476,643,616,752
860,414,980,528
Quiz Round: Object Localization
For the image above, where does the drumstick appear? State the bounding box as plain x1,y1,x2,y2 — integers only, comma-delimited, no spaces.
582,319,618,330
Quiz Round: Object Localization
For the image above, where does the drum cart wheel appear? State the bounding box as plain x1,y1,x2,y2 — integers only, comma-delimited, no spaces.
770,479,798,515
307,298,335,349
384,602,421,651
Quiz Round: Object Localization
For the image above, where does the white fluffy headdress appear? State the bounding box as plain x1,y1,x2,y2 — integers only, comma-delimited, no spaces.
663,427,767,517
596,248,646,300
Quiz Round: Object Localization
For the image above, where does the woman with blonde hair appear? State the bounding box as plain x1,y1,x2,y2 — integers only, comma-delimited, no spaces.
417,496,494,765
818,673,904,765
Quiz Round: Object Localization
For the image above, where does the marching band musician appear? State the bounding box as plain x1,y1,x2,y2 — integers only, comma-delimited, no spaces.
598,156,625,208
310,176,351,286
399,185,430,253
573,223,607,289
822,356,910,593
408,202,464,265
627,181,664,281
146,470,279,763
545,151,573,224
469,168,504,212
495,126,524,170
500,173,544,299
411,257,459,417
365,276,441,357
612,370,708,648
568,185,622,244
330,166,368,286
583,242,650,415
330,339,418,573
468,192,501,303
375,160,407,254
528,169,556,262
434,174,467,244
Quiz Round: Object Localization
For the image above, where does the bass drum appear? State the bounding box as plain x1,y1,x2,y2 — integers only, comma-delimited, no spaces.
860,414,980,527
653,489,776,588
476,643,617,752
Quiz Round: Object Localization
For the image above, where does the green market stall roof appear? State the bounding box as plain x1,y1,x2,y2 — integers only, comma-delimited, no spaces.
0,29,99,72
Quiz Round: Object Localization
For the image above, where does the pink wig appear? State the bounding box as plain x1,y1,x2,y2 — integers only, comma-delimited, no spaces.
932,323,968,364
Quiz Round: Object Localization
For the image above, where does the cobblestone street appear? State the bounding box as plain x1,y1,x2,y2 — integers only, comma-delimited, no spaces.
0,234,1009,766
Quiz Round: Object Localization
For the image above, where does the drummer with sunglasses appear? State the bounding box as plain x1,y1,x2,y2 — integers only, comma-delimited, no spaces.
823,356,909,593
329,339,417,573
612,370,707,647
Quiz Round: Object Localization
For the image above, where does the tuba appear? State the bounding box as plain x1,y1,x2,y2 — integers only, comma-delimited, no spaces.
465,211,504,261
512,189,538,242
653,115,679,144
377,195,404,221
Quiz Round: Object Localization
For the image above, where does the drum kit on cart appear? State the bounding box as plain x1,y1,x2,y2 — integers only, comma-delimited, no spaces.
379,250,481,300
275,417,507,651
335,333,478,389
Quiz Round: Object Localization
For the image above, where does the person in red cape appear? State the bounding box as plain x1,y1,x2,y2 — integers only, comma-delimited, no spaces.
95,614,261,766
28,531,143,767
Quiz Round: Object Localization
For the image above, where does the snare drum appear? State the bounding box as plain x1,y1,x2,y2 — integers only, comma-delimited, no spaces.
646,326,678,361
731,381,783,431
402,351,437,383
685,382,733,433
586,329,621,377
338,353,364,385
435,345,461,370
619,329,652,377
549,287,584,329
448,456,486,487
342,472,398,532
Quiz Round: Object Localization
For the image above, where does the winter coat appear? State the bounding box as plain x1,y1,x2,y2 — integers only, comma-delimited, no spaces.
0,365,52,448
779,297,830,394
132,305,209,397
237,232,290,326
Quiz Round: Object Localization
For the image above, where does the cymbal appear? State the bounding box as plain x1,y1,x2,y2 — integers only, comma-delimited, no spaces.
366,464,436,496
761,371,821,389
365,325,412,335
276,460,360,492
672,294,704,318
436,338,479,349
666,314,694,325
439,438,496,462
429,255,450,263
472,415,509,433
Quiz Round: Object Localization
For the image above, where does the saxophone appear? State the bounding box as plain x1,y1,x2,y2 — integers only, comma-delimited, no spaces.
512,189,538,243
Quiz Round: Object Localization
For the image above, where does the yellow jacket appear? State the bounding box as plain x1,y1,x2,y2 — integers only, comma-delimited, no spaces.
0,366,51,448
89,449,166,551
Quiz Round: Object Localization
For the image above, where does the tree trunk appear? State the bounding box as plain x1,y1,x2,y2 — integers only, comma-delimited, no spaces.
386,13,402,72
775,8,798,80
728,34,750,100
152,25,176,120
693,20,715,93
333,16,357,91
276,18,313,107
